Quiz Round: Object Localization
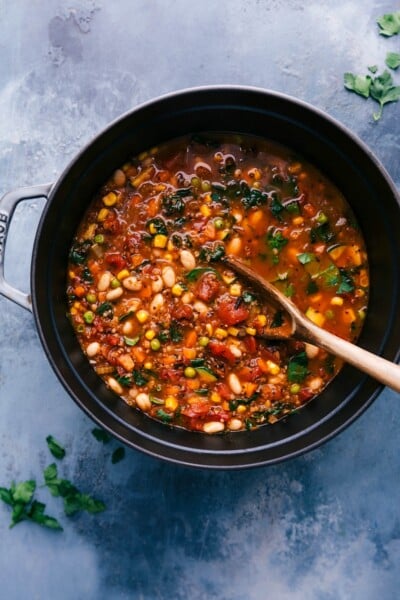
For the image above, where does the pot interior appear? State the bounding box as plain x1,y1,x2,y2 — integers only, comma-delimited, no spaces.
32,87,400,468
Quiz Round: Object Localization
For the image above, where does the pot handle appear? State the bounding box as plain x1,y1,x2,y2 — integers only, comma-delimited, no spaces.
0,183,53,312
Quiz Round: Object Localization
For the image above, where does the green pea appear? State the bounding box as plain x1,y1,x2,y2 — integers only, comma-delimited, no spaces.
110,278,120,289
201,180,211,192
290,384,300,394
150,338,161,351
198,336,210,347
83,311,95,324
86,293,97,304
214,217,225,230
184,366,196,378
94,234,104,244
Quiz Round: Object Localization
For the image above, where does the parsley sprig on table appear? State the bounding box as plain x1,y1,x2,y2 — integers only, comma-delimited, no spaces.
344,12,400,121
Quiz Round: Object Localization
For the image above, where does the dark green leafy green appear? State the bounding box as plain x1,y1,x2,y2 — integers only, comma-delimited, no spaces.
132,370,149,386
96,302,114,316
337,269,355,294
146,217,168,236
267,230,288,254
111,447,125,464
377,12,400,36
156,409,173,423
91,428,112,444
44,463,105,517
169,321,183,343
46,435,66,460
270,310,284,328
287,352,309,383
270,196,285,220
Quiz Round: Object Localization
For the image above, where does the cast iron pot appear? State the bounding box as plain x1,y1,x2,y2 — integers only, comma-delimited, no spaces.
1,86,400,469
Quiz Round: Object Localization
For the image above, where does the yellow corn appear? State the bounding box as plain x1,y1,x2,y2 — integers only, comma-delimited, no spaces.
206,323,213,336
167,239,175,251
223,273,236,285
149,222,157,234
227,326,239,337
256,315,267,327
145,329,156,340
331,296,344,306
200,204,212,217
215,327,228,340
171,284,184,297
237,405,247,414
97,208,109,222
305,306,325,327
292,216,304,226
165,396,178,411
229,283,242,297
245,327,257,336
144,361,153,370
153,234,168,248
102,192,117,207
136,309,149,324
117,269,130,281
266,360,280,375
211,392,221,403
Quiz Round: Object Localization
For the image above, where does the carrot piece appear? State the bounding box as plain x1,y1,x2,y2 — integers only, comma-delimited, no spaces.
131,346,146,363
74,286,86,298
185,330,197,348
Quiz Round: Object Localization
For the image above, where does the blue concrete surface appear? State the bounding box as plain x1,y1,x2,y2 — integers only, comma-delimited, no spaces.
0,1,400,598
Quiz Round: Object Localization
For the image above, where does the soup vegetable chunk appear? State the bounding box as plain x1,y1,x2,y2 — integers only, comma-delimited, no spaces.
67,134,369,433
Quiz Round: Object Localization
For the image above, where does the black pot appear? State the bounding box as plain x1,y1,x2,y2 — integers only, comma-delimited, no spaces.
1,86,399,469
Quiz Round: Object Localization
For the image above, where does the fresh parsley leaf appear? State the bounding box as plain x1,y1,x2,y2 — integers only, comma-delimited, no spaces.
12,480,36,504
369,70,400,120
337,269,355,294
344,72,372,98
368,65,378,74
111,447,125,464
377,11,400,37
284,283,295,298
28,501,63,531
287,352,309,383
46,435,66,460
132,370,149,387
91,428,112,444
267,230,288,252
385,52,400,70
297,252,315,265
0,487,13,506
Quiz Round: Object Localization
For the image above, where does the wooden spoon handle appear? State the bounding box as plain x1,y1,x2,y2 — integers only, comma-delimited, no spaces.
296,317,400,393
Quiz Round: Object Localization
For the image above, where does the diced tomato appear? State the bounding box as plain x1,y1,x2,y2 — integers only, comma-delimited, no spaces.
237,362,263,382
158,368,182,383
104,252,127,270
214,382,232,400
181,401,211,418
243,335,257,354
299,388,314,402
216,294,250,325
195,273,220,302
261,384,283,401
103,214,121,233
106,334,120,346
171,303,193,321
208,340,237,363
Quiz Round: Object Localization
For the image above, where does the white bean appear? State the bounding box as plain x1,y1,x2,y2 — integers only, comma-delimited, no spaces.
203,421,225,434
136,392,151,412
107,377,123,395
308,376,323,392
228,373,242,395
193,301,208,315
228,345,242,358
227,418,243,431
152,276,163,293
180,249,196,270
106,287,123,301
122,321,134,335
97,271,112,291
86,342,100,357
162,266,176,288
123,276,143,291
305,343,319,359
150,293,164,313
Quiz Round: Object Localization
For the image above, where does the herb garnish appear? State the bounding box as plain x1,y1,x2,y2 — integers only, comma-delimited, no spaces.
287,352,309,383
46,435,66,460
344,69,400,121
385,52,400,70
377,12,400,37
111,447,125,464
92,428,112,444
44,463,105,516
0,481,63,530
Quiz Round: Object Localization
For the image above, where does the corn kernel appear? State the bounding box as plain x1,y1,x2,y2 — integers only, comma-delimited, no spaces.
102,192,117,207
200,204,212,217
215,327,228,339
117,269,130,281
305,306,325,327
256,315,267,326
153,234,168,248
292,216,304,226
97,208,109,222
245,327,257,336
145,329,156,340
164,253,173,261
69,270,76,279
144,361,153,370
266,360,280,375
149,222,157,234
70,307,77,315
227,327,239,337
165,396,178,411
206,323,213,336
211,392,221,403
73,301,82,310
229,283,242,296
237,404,247,414
222,273,236,285
167,239,175,251
331,296,344,306
171,284,184,297
136,309,149,324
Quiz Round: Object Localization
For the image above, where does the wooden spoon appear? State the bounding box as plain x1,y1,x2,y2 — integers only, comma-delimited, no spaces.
224,255,400,393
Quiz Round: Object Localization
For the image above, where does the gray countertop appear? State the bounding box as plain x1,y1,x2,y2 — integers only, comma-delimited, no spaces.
1,1,400,599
